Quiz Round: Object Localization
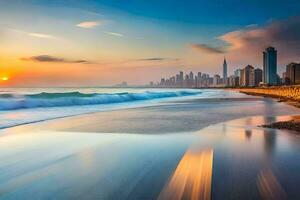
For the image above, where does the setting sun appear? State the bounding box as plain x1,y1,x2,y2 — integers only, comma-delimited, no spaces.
1,76,9,81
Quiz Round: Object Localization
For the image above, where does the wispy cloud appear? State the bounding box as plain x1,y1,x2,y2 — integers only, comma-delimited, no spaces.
28,32,55,39
133,57,179,64
189,43,225,54
6,27,56,40
21,55,94,64
103,31,123,37
76,21,101,28
136,58,168,61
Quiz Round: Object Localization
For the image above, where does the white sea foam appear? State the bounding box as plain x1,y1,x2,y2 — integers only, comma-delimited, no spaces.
0,90,201,111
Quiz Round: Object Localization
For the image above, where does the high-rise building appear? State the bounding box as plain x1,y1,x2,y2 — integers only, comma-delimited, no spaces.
160,78,165,86
223,58,227,83
228,75,239,87
189,71,194,81
234,69,242,77
175,74,180,85
241,65,254,86
213,74,221,86
189,71,194,87
263,47,277,85
234,69,242,85
254,68,263,86
185,74,189,87
179,71,184,81
197,72,202,87
286,63,300,85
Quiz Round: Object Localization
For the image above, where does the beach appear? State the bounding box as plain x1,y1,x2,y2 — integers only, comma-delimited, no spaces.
234,87,300,132
0,88,300,200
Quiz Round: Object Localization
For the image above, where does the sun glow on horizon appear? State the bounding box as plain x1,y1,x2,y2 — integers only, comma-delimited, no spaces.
1,76,9,81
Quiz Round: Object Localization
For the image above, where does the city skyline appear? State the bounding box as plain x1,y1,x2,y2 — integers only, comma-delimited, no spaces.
157,46,299,88
0,0,300,86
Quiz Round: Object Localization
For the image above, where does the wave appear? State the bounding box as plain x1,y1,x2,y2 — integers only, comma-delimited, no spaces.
0,90,201,111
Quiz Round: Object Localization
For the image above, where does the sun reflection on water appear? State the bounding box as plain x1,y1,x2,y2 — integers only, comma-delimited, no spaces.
158,149,213,200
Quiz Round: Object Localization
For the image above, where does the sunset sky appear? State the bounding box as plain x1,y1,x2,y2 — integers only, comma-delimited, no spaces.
1,0,300,86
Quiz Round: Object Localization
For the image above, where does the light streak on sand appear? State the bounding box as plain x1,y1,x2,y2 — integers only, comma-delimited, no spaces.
257,169,287,200
158,148,213,200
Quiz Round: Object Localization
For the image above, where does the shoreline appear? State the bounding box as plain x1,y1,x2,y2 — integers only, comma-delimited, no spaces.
235,90,300,108
1,88,299,134
231,87,300,133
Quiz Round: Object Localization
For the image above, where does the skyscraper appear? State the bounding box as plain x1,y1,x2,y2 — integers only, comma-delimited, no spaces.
254,68,263,86
189,71,194,87
286,63,300,85
179,71,184,87
263,47,277,85
223,58,227,84
241,65,254,86
197,72,202,87
213,74,221,86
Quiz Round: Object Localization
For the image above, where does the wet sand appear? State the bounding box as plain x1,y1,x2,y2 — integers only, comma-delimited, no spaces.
0,94,300,200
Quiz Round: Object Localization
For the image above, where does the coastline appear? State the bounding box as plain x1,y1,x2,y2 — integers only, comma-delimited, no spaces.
231,87,300,133
231,86,300,107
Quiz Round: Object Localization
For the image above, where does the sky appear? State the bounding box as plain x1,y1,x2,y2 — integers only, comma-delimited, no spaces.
0,0,300,86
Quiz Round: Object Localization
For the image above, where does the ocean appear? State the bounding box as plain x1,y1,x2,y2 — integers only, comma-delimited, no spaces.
0,87,241,129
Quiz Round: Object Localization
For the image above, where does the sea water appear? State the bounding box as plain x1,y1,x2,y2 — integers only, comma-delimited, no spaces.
0,88,241,129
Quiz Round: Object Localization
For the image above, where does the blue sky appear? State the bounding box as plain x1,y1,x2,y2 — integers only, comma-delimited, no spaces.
0,0,300,86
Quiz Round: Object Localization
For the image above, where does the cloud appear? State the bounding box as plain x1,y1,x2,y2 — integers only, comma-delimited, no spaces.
137,58,167,61
76,21,101,28
6,27,56,40
219,16,300,63
21,55,94,64
103,31,123,37
189,16,300,68
189,43,225,54
28,32,55,39
135,58,180,63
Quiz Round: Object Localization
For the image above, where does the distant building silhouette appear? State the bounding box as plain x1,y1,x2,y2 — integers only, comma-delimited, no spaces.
179,71,184,86
228,75,239,87
213,74,221,86
263,47,277,85
223,58,227,83
254,68,263,86
285,63,300,85
241,65,254,86
234,69,242,85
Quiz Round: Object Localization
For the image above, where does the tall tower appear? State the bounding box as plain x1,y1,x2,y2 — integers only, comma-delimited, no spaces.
223,57,228,84
263,47,277,85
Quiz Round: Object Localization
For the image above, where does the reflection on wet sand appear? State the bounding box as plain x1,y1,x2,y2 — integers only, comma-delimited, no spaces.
0,114,299,199
158,149,213,200
245,129,252,140
257,169,287,200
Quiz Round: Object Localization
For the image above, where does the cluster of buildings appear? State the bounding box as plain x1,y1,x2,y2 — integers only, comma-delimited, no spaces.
157,46,300,88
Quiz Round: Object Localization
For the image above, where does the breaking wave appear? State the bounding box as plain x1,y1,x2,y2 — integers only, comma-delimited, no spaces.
0,90,201,110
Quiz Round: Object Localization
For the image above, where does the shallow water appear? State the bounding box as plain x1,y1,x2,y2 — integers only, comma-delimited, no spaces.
0,115,299,200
